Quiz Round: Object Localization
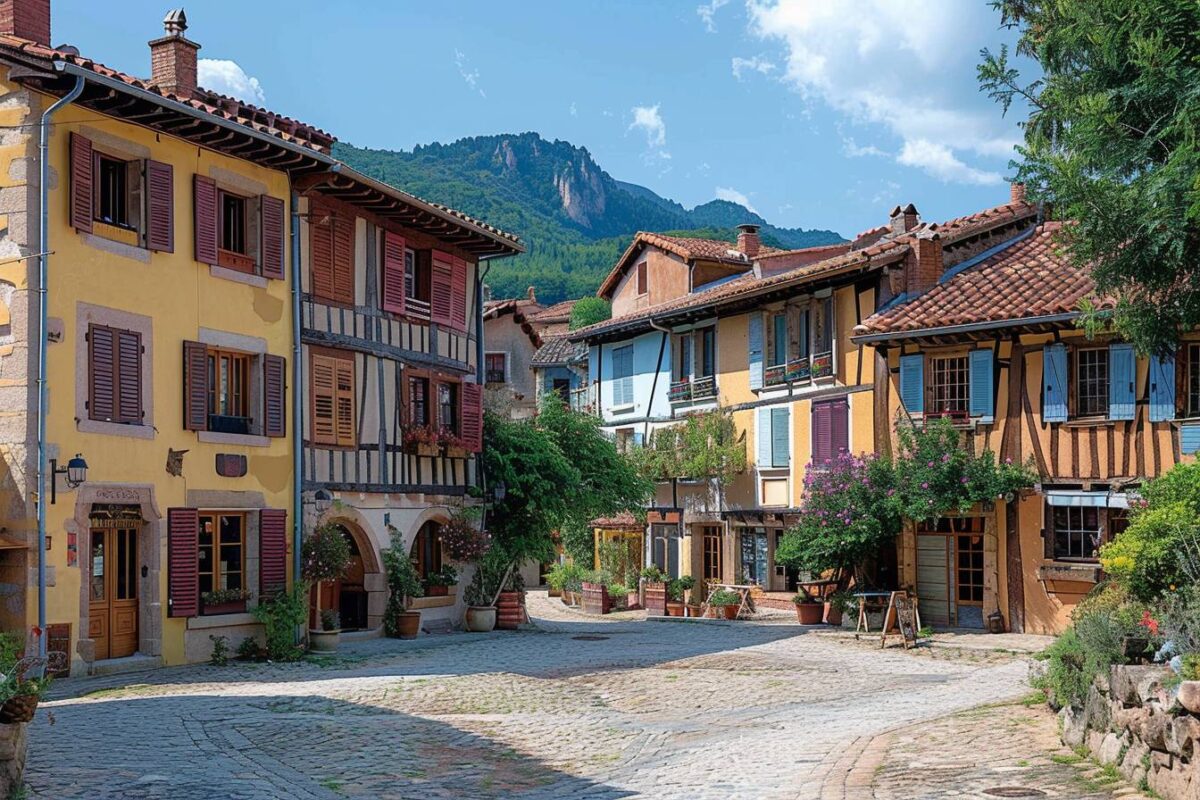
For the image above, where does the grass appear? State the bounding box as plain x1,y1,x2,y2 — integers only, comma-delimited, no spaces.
1021,689,1048,707
1050,753,1083,765
318,777,345,793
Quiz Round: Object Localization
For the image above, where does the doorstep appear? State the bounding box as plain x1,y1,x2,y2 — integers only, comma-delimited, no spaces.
89,653,163,677
339,627,383,642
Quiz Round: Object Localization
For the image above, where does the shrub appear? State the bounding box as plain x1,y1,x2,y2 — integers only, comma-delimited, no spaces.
1101,502,1200,602
301,522,352,586
440,509,490,562
251,586,307,662
640,565,665,583
382,527,424,635
709,589,741,607
791,589,815,604
319,609,340,632
1038,584,1143,708
208,635,229,666
235,637,261,661
545,562,585,593
1036,628,1091,709
568,296,612,330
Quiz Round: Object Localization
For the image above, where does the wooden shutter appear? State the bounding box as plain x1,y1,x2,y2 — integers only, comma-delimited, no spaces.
770,407,790,468
260,194,285,279
70,132,93,233
259,509,288,596
969,348,994,419
1042,502,1056,560
167,508,199,618
263,354,286,437
812,401,832,465
1149,352,1176,423
381,231,407,314
87,324,115,422
461,382,483,452
310,354,336,445
899,353,924,414
332,214,355,304
1108,343,1136,421
450,256,469,330
829,398,849,456
430,251,454,326
334,355,356,447
183,340,208,431
757,407,772,467
310,204,335,301
1042,344,1068,422
115,329,142,424
145,159,174,252
748,313,764,390
193,174,218,265
1181,422,1200,454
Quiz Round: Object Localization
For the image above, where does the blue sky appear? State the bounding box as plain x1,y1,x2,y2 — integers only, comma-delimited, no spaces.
54,0,1031,238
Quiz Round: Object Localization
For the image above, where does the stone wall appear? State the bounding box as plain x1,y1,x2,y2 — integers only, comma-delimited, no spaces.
1062,664,1200,799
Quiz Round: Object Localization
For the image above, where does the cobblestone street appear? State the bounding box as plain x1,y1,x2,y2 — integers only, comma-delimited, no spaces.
25,593,1137,799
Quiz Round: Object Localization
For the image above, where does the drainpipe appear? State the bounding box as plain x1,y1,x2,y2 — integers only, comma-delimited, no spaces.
289,190,303,592
645,321,672,558
473,255,499,495
36,75,86,658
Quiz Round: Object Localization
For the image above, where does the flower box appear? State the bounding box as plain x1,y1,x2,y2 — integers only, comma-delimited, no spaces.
785,357,810,383
202,599,247,616
668,380,693,403
764,363,788,386
581,582,611,615
416,443,439,457
444,446,467,458
643,581,668,616
426,585,448,597
811,353,833,378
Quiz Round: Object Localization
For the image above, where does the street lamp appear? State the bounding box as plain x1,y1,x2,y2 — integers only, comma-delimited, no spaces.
313,488,334,514
49,453,88,505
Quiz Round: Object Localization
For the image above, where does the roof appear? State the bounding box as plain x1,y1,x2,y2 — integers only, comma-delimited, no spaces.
531,334,587,367
484,298,544,347
853,222,1106,340
596,232,784,299
529,299,577,327
590,512,641,530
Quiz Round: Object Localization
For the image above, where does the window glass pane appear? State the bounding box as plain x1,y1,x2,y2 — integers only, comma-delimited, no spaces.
404,249,416,299
702,328,715,377
797,310,810,359
931,356,970,414
97,156,129,226
771,314,787,367
1076,349,1109,417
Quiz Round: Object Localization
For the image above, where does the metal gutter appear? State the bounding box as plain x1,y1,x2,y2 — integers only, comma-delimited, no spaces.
36,73,85,658
289,190,303,595
851,312,1082,344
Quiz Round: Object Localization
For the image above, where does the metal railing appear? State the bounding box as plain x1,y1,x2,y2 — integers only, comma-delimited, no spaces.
570,384,597,414
669,375,718,403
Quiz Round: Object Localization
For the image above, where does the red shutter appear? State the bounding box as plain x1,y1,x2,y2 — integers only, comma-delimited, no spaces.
263,353,286,437
115,329,142,424
193,174,218,265
811,400,832,465
87,324,114,422
167,508,199,618
310,204,334,300
461,382,483,453
183,340,208,431
829,397,849,457
332,214,355,305
259,508,288,596
430,251,454,326
381,231,407,315
145,159,174,252
70,132,93,234
450,256,469,331
260,194,285,279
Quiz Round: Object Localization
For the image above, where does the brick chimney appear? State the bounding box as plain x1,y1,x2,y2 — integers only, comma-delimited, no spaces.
1010,182,1027,205
889,203,920,235
149,8,200,98
736,223,761,258
906,230,944,295
0,0,50,45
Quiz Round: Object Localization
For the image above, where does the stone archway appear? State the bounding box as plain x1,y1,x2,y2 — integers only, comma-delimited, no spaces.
319,516,385,631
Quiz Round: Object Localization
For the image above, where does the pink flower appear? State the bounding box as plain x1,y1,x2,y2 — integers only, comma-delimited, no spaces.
960,476,969,484
921,482,929,489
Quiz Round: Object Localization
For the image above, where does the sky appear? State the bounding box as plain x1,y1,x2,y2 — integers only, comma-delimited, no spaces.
53,0,1033,239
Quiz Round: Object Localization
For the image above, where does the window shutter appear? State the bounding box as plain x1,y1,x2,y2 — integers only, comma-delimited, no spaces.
612,347,633,406
193,174,218,265
332,214,354,304
812,400,832,465
1042,344,1068,422
88,324,115,422
451,257,469,331
145,159,174,252
311,354,336,445
969,348,994,419
757,407,772,467
770,407,790,468
70,132,93,234
1108,343,1136,421
829,397,849,456
899,353,924,414
1149,352,1176,423
310,205,335,300
260,194,285,279
259,508,288,596
1181,422,1200,454
334,356,356,447
183,340,208,431
1042,503,1056,560
381,231,407,315
461,382,483,452
167,507,199,618
263,354,286,437
430,251,454,326
116,329,142,424
748,313,764,390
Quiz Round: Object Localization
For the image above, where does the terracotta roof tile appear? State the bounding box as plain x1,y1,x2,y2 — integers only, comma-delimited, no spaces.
529,299,577,325
531,334,586,366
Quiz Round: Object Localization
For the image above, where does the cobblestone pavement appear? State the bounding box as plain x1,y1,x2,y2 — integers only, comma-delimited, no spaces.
24,592,1122,799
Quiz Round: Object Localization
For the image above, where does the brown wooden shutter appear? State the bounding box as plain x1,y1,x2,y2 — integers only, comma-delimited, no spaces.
310,201,335,300
183,340,208,431
332,214,355,305
461,382,483,453
381,231,407,315
259,508,288,596
70,132,93,234
829,397,849,457
87,324,115,422
115,329,143,424
1043,502,1056,559
430,251,454,326
145,159,174,252
193,174,218,265
167,507,199,618
450,256,469,331
334,355,356,447
263,353,286,437
260,194,285,279
310,354,336,445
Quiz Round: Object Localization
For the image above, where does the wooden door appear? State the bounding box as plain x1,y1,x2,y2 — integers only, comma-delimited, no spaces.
88,527,139,660
915,517,986,629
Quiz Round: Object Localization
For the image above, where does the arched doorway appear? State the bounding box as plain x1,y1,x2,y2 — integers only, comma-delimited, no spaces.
310,522,377,631
409,520,444,584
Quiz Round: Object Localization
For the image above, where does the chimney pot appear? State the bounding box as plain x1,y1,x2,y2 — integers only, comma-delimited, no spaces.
890,203,920,234
0,0,50,45
736,223,761,258
149,8,200,97
1010,182,1027,205
527,286,537,303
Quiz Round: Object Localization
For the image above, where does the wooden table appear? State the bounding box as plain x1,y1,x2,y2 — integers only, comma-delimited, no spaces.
702,583,756,619
853,591,893,633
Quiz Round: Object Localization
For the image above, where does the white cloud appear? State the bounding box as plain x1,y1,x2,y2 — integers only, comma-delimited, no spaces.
715,186,757,213
697,0,730,32
842,137,886,158
569,101,578,117
745,0,1016,185
629,104,671,162
198,59,265,104
731,55,776,81
454,49,485,98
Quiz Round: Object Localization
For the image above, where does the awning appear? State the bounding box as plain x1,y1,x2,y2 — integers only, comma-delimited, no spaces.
1044,490,1130,509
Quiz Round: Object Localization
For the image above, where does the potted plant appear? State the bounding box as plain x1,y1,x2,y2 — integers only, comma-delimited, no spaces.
464,547,516,633
310,609,341,652
677,576,700,617
825,589,854,627
403,424,441,457
200,587,251,616
463,575,497,632
0,655,51,724
665,579,686,617
302,521,352,651
562,564,585,606
440,429,468,458
424,565,458,597
382,526,424,639
709,588,742,620
792,588,824,624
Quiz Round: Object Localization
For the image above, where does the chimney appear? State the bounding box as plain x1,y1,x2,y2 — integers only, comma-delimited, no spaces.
1010,182,1027,205
889,203,920,235
526,286,537,303
736,223,760,258
0,0,50,45
149,9,200,98
906,230,944,296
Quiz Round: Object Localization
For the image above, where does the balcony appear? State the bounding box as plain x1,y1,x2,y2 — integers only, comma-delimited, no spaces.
669,376,717,404
485,370,506,385
692,375,717,400
766,357,813,387
668,379,692,403
406,297,431,322
570,384,597,414
811,351,833,379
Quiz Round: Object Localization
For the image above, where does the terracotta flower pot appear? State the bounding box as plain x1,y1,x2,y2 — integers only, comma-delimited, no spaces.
795,602,823,625
0,695,37,724
496,590,524,630
824,603,843,626
394,610,421,640
666,600,684,617
465,606,497,633
686,604,702,618
308,629,340,652
722,604,739,620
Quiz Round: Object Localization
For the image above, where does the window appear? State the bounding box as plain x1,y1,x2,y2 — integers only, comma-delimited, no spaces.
217,190,257,274
650,525,680,580
675,334,692,381
614,428,634,454
311,351,355,447
485,353,507,385
1187,344,1200,417
409,376,429,427
87,323,142,425
700,327,715,378
552,377,571,402
636,261,648,295
930,355,970,415
410,521,443,581
404,248,416,301
96,155,132,228
198,512,245,598
207,349,251,432
769,313,788,368
1052,506,1102,560
812,296,833,355
763,298,832,387
438,382,458,435
796,308,810,360
671,327,716,399
702,526,722,581
612,345,634,406
1076,348,1109,418
220,191,247,254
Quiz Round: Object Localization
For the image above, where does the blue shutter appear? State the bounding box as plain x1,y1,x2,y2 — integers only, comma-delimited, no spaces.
748,313,764,390
969,348,994,419
1043,344,1068,423
1108,343,1135,421
1182,422,1200,454
612,346,634,407
899,354,924,414
757,407,772,467
771,407,790,468
1149,352,1176,422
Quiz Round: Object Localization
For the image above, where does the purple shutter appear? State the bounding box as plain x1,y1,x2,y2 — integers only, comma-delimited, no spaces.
263,354,286,437
87,324,115,422
193,174,218,265
167,508,199,618
812,400,832,465
259,509,288,596
146,159,174,252
183,340,208,431
829,398,849,456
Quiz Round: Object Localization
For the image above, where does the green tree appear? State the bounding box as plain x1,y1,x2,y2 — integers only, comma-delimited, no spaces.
568,297,612,330
979,0,1200,354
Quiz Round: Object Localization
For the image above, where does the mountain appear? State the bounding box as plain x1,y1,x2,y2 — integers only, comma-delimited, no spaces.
334,132,844,303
